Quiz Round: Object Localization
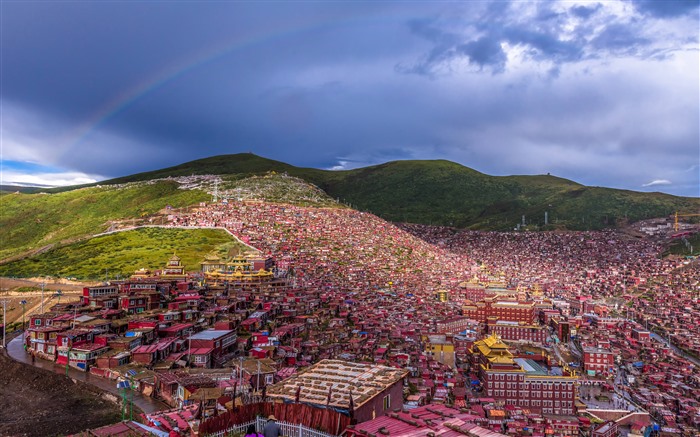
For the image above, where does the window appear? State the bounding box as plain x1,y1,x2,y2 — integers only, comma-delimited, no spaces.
383,395,391,410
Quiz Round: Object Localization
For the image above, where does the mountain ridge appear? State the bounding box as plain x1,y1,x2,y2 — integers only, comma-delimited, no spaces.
12,153,700,231
97,153,699,230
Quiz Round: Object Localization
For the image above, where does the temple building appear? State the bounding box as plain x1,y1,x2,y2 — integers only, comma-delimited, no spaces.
130,268,153,281
470,334,579,416
160,253,187,280
463,297,537,325
201,253,275,284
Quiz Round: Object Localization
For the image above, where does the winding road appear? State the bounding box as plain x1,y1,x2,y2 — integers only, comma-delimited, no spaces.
649,332,700,367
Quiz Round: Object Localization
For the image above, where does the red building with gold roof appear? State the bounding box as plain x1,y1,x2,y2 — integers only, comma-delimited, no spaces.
471,334,579,416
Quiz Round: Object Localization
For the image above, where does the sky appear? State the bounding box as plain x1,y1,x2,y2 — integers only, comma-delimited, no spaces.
1,1,699,197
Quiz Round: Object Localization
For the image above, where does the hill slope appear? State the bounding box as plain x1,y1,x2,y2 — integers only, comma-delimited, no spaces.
102,153,700,230
0,227,238,280
0,180,208,262
0,173,341,264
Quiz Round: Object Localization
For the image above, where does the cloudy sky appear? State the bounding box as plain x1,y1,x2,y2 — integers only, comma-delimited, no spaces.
1,1,698,196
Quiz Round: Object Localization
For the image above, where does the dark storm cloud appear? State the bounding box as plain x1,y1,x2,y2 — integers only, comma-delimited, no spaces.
503,28,584,62
457,37,507,72
401,0,684,76
571,4,602,19
632,0,699,17
590,23,651,53
1,1,698,196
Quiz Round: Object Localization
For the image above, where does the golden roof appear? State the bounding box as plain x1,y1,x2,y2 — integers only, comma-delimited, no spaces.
483,334,508,349
488,355,515,365
474,334,513,360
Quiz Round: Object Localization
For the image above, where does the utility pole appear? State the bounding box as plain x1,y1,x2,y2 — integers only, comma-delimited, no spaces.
2,300,6,349
41,279,46,314
188,331,192,366
256,360,261,392
66,304,78,375
20,300,27,331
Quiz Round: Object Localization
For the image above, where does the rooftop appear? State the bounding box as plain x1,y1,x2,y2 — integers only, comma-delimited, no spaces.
514,358,549,376
189,329,234,341
266,359,407,409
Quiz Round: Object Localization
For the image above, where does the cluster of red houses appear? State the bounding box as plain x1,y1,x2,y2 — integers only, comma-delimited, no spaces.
21,197,699,437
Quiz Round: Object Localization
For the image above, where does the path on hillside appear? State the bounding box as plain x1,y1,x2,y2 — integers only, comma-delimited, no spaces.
7,336,168,414
649,332,700,367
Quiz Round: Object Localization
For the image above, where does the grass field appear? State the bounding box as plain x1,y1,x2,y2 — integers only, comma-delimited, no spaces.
0,227,240,280
0,180,209,261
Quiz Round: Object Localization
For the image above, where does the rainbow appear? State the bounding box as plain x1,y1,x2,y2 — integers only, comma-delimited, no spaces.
62,12,397,156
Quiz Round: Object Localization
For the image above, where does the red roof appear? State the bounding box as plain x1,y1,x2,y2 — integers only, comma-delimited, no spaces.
72,343,109,352
159,323,193,333
133,345,159,354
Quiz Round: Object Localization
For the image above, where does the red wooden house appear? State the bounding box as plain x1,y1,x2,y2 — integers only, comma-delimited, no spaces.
95,350,132,369
158,323,194,339
189,347,214,368
67,343,109,371
188,329,237,364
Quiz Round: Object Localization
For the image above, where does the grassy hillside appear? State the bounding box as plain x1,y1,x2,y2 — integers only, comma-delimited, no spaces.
0,227,237,280
5,154,698,269
103,153,312,184
0,180,208,262
103,153,700,230
220,173,341,207
663,233,700,257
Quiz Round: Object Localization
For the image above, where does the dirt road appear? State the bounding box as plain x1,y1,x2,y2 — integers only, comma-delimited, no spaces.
0,277,90,326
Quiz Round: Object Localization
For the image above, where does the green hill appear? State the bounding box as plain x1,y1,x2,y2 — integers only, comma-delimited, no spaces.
0,173,340,265
3,153,698,271
0,180,209,262
102,153,700,230
0,227,238,280
219,173,341,207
